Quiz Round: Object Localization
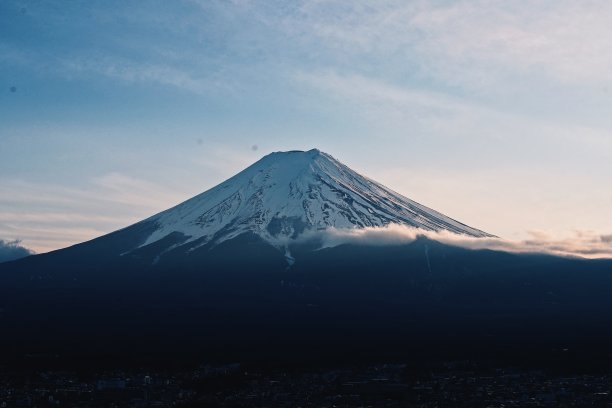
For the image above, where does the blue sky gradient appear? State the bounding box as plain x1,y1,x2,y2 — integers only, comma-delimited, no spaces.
1,0,611,252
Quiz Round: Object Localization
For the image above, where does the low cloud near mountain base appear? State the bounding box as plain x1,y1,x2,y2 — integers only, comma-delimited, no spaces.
0,239,34,263
308,224,612,259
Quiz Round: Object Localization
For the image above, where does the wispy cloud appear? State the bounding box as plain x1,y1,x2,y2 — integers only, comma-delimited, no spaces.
57,56,233,96
0,174,187,253
409,1,612,85
306,224,612,259
296,70,612,157
7,0,612,95
282,0,612,86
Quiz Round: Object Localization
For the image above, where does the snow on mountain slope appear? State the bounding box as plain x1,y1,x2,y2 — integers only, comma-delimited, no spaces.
135,149,491,252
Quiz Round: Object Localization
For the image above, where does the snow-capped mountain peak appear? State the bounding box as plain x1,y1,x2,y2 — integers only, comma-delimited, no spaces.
136,149,490,251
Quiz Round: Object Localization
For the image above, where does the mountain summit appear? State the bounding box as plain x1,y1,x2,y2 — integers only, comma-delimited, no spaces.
135,149,490,254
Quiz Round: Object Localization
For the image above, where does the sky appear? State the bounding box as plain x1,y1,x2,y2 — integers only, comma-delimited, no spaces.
1,0,611,254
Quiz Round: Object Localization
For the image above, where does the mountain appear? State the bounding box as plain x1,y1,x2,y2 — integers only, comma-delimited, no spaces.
110,149,491,263
0,149,611,367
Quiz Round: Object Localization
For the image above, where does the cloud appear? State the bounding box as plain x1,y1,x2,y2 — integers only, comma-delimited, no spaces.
295,70,612,160
408,1,612,85
300,224,612,259
0,239,34,263
7,0,612,98
282,0,612,87
294,70,472,120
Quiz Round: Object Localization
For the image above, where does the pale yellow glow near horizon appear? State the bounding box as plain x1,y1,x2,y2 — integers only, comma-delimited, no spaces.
2,158,610,257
